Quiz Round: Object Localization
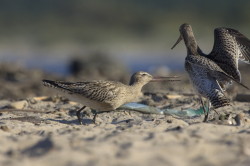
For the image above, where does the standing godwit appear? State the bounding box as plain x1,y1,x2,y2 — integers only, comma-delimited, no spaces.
171,23,249,121
43,71,179,124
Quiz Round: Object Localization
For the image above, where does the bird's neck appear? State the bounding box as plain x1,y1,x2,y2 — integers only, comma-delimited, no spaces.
130,82,145,93
185,37,200,56
124,83,144,102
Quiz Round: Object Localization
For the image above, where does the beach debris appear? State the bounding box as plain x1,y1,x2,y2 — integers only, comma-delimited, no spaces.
118,102,205,118
0,125,10,132
31,96,51,102
235,113,245,126
10,100,28,109
0,100,11,109
165,94,183,99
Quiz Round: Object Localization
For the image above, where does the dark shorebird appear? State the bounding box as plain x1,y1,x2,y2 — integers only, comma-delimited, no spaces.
43,71,179,124
171,23,250,121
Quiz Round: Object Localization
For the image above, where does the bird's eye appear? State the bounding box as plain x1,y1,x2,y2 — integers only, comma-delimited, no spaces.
142,73,147,76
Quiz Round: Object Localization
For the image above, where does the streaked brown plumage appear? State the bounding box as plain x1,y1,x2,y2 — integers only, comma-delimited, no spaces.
171,23,250,121
207,27,250,82
43,71,178,124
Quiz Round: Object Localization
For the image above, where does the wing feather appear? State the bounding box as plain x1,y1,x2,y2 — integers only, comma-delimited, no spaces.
207,28,250,82
186,56,249,90
43,80,121,102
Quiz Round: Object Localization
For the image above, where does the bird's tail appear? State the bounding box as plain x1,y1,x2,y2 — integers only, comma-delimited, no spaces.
42,80,75,95
209,91,231,109
42,80,60,89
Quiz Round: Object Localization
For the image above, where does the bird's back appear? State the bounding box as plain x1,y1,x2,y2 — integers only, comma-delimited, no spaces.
43,80,137,111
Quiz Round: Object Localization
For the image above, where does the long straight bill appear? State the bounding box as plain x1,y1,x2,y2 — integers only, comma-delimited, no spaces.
150,76,180,82
171,35,183,49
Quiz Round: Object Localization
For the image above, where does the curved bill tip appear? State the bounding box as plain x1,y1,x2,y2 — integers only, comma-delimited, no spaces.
171,35,182,50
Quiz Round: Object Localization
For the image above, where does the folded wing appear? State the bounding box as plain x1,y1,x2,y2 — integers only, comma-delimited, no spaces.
186,56,249,90
42,80,119,102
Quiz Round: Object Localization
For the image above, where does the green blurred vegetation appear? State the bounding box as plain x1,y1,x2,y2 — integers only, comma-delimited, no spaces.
0,0,249,44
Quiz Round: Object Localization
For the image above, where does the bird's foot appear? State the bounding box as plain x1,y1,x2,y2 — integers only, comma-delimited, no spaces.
92,113,98,124
203,113,209,122
76,112,84,125
76,106,86,125
90,110,98,124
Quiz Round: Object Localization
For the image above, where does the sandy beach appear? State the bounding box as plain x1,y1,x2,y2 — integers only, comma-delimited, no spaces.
0,64,250,166
1,1,250,166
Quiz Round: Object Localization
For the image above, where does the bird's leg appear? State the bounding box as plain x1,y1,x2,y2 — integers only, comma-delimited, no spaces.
199,96,206,114
92,110,98,124
93,114,98,124
209,104,221,121
199,97,209,122
213,109,219,115
92,110,111,124
203,100,210,122
76,106,86,125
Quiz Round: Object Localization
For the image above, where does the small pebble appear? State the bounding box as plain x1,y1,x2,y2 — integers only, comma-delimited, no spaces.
166,119,172,123
28,98,37,104
6,149,15,156
125,119,133,123
45,120,51,124
235,113,245,126
219,114,225,121
10,100,28,109
35,123,41,126
154,119,161,125
0,126,10,132
165,94,183,99
165,126,182,132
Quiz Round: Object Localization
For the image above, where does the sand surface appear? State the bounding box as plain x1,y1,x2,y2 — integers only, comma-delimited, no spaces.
0,64,250,166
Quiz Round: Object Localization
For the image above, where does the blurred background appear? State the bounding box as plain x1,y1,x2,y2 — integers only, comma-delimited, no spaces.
0,0,249,79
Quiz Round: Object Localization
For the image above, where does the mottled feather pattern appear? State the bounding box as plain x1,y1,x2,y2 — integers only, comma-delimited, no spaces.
185,60,230,108
208,27,250,81
209,89,231,108
42,72,156,113
176,23,250,114
43,71,176,124
226,28,250,63
208,28,241,81
186,55,233,84
186,56,249,90
186,54,226,73
43,80,125,102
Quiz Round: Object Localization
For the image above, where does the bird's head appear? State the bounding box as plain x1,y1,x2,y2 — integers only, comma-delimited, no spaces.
171,23,195,49
129,71,180,86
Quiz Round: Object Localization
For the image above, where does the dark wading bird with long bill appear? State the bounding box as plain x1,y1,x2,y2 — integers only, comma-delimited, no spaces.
171,23,250,122
43,71,180,125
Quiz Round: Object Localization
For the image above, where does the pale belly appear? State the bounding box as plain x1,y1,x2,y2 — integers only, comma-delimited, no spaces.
64,92,138,112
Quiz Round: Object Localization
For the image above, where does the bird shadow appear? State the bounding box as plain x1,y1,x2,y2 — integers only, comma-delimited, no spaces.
21,136,54,157
111,118,134,124
46,118,93,125
46,117,136,126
